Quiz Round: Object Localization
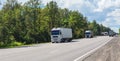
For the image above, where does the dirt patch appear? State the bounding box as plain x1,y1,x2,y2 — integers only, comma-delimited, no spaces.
83,36,120,61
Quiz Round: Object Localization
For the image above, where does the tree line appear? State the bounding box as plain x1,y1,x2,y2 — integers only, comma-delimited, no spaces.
0,0,111,47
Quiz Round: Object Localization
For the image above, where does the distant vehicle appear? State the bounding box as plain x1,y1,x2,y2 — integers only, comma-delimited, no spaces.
85,30,93,38
101,32,108,36
51,28,72,43
109,30,115,37
115,33,119,37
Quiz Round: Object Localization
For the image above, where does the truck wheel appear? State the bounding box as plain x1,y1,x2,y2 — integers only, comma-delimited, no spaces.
68,40,71,42
68,39,71,42
52,42,55,43
91,36,93,38
61,39,65,42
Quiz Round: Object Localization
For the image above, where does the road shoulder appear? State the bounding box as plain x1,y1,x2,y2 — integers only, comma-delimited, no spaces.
83,36,120,61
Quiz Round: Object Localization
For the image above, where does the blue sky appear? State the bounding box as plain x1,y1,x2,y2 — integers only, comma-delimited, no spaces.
0,0,120,33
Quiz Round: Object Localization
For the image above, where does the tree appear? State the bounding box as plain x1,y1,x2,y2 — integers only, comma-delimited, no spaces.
46,1,59,29
58,8,70,27
21,0,42,44
0,0,22,47
67,11,88,38
88,20,110,36
0,1,114,47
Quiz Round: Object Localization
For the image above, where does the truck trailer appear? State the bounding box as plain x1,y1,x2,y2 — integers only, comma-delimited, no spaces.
51,28,72,43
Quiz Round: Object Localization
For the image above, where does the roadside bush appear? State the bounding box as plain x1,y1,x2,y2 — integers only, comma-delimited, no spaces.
10,41,23,46
0,42,4,47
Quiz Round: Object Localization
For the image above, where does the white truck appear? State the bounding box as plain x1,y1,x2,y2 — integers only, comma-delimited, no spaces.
51,28,72,43
85,30,93,38
101,32,109,36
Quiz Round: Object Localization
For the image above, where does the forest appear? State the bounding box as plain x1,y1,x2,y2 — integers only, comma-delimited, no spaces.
0,0,111,47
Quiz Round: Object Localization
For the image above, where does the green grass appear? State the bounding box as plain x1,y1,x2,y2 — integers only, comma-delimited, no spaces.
0,41,24,48
0,41,50,48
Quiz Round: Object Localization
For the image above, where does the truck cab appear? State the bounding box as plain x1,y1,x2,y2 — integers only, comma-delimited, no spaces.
85,30,93,38
51,28,72,43
51,30,62,43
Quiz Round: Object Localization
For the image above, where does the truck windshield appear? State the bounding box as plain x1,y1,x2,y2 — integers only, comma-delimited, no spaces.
51,30,60,35
85,32,91,34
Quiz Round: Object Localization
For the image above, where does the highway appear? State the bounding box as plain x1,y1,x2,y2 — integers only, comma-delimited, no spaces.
0,36,113,61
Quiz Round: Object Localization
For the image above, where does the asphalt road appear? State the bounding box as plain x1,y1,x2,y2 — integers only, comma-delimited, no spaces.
84,36,120,61
0,36,113,61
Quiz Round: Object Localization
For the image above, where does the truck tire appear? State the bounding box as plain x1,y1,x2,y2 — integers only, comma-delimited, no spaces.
61,39,65,42
68,40,71,42
68,38,72,42
52,42,55,43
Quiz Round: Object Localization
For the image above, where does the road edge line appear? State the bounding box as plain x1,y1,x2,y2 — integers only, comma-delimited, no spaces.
74,37,113,61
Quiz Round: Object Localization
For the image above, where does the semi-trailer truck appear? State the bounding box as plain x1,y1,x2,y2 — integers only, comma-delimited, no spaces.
85,30,93,38
109,30,115,37
51,28,72,43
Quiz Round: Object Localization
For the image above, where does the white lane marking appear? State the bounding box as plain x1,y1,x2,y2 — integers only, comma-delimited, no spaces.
74,37,113,61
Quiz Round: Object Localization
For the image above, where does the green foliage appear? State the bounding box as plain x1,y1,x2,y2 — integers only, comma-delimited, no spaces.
88,20,110,36
10,41,23,46
0,0,112,47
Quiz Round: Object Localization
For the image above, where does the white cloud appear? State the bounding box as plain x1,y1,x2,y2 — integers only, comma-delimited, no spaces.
94,0,120,12
114,0,120,7
111,27,119,33
94,0,113,12
114,17,120,24
101,18,119,33
107,9,120,24
95,0,120,32
101,9,120,33
17,0,28,5
107,9,120,17
18,0,28,3
102,18,114,27
42,0,95,11
42,0,52,5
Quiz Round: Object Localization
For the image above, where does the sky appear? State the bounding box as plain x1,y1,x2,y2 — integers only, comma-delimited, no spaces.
0,0,120,33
